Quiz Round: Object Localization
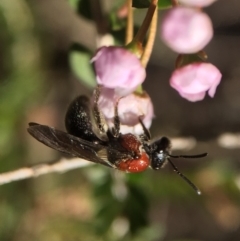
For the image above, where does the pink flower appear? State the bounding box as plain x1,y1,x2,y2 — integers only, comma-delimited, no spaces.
118,93,154,128
161,7,213,53
91,46,146,96
179,0,218,7
97,88,154,134
170,63,222,102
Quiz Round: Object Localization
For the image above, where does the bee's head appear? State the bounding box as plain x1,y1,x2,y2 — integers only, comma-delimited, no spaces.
150,137,171,170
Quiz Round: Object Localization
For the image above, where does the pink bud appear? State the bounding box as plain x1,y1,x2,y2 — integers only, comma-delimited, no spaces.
97,88,116,119
97,88,154,134
170,63,222,102
91,46,146,96
118,93,154,127
179,0,218,7
161,7,213,53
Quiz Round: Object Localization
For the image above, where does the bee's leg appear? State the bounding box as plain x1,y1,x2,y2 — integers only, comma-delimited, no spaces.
92,85,108,140
138,117,151,142
138,117,153,154
93,85,121,139
111,98,121,138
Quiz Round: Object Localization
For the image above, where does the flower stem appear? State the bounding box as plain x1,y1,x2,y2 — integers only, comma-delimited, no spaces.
141,8,158,67
126,0,133,44
133,0,158,44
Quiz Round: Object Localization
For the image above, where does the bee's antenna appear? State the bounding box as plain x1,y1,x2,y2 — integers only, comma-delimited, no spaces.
168,153,207,159
167,158,201,195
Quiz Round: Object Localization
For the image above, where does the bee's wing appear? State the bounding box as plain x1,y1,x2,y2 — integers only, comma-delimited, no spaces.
27,123,113,168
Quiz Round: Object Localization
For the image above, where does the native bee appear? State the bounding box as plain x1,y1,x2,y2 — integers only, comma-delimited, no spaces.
28,86,206,194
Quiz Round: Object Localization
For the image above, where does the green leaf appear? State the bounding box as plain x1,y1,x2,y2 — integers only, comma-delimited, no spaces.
158,0,173,9
69,43,96,88
133,0,173,9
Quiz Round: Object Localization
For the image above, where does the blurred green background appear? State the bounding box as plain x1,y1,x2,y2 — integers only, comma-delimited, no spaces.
1,0,240,240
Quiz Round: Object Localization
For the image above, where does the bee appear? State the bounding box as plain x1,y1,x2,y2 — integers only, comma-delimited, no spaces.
28,86,206,194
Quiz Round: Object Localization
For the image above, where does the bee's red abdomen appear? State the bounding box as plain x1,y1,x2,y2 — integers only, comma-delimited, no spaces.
117,152,150,173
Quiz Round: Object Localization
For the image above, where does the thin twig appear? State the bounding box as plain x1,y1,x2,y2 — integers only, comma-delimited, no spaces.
141,7,158,67
0,157,93,185
133,0,157,44
126,0,133,44
0,136,200,186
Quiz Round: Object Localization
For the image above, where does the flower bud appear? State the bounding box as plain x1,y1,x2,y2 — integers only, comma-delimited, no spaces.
91,46,146,96
179,0,218,7
170,63,222,101
97,88,154,134
161,7,213,53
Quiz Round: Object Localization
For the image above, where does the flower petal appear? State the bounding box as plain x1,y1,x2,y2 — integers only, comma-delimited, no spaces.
170,62,222,101
179,0,218,7
92,46,146,95
161,7,213,53
97,88,154,134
